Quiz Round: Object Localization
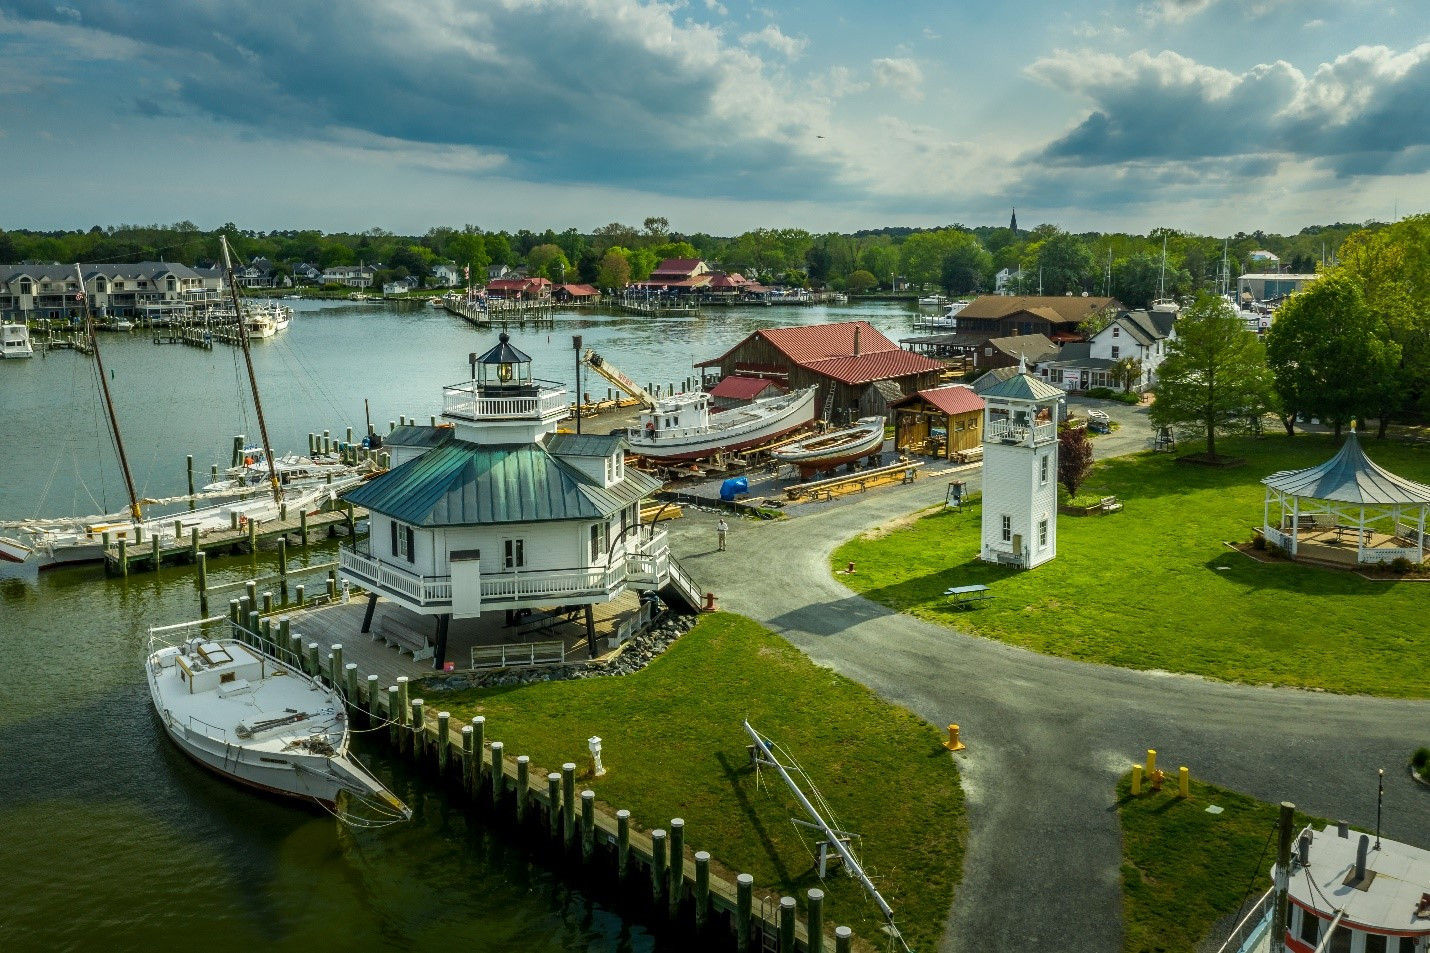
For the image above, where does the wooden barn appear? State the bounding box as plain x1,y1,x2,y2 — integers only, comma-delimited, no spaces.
890,384,985,460
697,321,945,424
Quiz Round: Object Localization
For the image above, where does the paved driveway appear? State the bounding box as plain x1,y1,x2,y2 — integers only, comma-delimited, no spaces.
665,406,1430,952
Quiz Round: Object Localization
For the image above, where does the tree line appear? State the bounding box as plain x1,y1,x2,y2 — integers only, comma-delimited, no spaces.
0,217,1384,307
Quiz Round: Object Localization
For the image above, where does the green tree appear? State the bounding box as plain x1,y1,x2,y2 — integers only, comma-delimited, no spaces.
1149,292,1274,459
845,269,877,294
1265,273,1401,438
596,249,631,290
1110,356,1144,393
484,233,514,268
857,242,900,288
446,233,490,286
526,243,570,282
1025,232,1096,295
940,240,993,294
1114,252,1191,309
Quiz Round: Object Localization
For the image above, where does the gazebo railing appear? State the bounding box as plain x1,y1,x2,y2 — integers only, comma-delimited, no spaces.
1262,525,1291,550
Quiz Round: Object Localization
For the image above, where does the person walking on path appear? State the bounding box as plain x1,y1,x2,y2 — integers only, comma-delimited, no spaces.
716,517,729,551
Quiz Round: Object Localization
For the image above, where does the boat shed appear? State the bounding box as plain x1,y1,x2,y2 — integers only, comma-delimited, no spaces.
890,385,985,459
1260,430,1430,567
949,295,1122,343
696,321,945,424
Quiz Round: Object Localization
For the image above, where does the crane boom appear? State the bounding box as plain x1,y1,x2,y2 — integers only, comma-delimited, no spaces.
582,348,655,409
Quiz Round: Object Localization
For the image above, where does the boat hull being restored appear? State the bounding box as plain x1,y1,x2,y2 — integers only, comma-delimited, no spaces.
628,386,817,461
146,631,408,817
772,417,887,477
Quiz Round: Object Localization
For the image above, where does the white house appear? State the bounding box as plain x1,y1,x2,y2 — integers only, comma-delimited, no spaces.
979,364,1062,570
431,262,462,287
1039,307,1176,393
338,333,672,669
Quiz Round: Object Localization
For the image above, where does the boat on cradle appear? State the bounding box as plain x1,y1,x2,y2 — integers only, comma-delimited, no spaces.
146,624,410,823
1,322,34,358
627,386,818,461
771,416,887,478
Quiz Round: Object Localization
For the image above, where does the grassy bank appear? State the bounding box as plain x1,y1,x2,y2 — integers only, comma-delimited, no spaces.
1117,772,1324,953
832,434,1430,697
431,613,963,951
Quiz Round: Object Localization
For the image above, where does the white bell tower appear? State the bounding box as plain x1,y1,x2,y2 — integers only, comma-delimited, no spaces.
979,360,1062,569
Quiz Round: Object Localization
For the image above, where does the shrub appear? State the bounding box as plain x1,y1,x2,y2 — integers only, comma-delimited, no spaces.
1252,534,1267,551
1412,747,1430,770
1390,556,1414,574
1087,386,1116,399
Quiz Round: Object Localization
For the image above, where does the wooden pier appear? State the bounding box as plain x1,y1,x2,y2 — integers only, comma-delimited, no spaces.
203,603,862,953
444,298,557,329
615,298,700,317
103,503,365,577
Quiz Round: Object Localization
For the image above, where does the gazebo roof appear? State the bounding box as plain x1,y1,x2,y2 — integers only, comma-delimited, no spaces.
1261,432,1430,506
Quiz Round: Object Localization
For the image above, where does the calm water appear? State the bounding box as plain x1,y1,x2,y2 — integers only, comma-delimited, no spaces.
0,300,919,952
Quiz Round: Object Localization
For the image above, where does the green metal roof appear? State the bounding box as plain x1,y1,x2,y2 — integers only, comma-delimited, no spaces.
1262,431,1430,505
342,439,661,527
980,371,1064,402
545,432,628,457
383,424,453,448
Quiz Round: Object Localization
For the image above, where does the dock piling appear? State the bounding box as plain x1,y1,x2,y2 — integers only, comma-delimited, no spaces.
228,598,240,625
834,926,852,953
491,742,505,805
561,763,577,846
516,756,530,820
330,644,343,684
186,455,194,497
387,686,400,741
693,851,709,927
262,591,273,614
651,829,667,906
299,509,308,548
581,790,595,860
245,580,257,607
196,551,209,616
306,642,319,677
410,699,425,757
807,889,824,953
617,810,631,880
295,584,305,607
278,537,288,602
345,662,358,701
547,773,561,837
118,538,128,577
668,818,684,916
470,716,485,788
460,726,475,792
190,527,200,560
779,897,796,952
736,874,754,952
436,711,450,771
151,534,160,570
365,674,379,716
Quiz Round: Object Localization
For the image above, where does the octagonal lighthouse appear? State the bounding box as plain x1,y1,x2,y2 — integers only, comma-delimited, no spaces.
338,333,671,668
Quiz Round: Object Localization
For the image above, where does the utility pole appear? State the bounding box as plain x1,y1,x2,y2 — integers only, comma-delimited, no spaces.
572,334,583,435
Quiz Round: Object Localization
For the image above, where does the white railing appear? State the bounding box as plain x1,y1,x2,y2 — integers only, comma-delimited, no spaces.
339,548,452,604
1396,523,1426,546
480,564,625,602
441,381,568,420
470,640,566,669
987,419,1057,445
1213,885,1275,953
1361,546,1422,564
1262,525,1291,550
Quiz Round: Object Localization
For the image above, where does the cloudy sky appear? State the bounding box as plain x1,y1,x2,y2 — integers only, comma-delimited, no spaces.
2,0,1427,235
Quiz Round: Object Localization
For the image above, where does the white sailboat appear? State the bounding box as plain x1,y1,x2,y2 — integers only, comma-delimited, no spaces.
627,386,818,460
771,417,887,478
146,623,409,821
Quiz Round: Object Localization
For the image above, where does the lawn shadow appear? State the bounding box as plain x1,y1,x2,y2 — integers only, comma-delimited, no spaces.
1202,553,1402,597
850,557,1019,614
715,750,795,885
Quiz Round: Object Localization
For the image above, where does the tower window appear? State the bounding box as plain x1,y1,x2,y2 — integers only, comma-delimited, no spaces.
1039,520,1048,547
1001,515,1011,542
1041,455,1049,484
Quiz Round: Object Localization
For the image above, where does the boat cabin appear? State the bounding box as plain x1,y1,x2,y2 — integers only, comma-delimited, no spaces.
634,391,713,442
158,639,265,696
1283,824,1430,953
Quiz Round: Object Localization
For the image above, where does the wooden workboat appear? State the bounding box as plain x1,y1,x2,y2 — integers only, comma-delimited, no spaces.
627,386,817,461
146,624,410,823
771,416,887,477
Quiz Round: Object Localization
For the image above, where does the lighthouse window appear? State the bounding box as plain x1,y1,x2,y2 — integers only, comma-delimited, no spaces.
503,539,525,569
1040,455,1049,484
1001,515,1011,543
1039,520,1048,547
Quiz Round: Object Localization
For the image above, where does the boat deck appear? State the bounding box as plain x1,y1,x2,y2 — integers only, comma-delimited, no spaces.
276,590,643,683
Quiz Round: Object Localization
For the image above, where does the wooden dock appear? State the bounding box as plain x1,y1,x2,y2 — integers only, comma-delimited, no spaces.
444,298,557,329
615,298,700,317
103,504,364,576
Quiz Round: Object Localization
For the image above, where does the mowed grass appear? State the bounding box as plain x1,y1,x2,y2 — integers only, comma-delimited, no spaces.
833,434,1430,697
1117,772,1325,953
433,613,963,951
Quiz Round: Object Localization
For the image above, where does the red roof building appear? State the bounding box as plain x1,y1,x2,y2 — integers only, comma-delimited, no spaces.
708,375,784,410
486,277,552,299
697,321,945,422
554,283,601,301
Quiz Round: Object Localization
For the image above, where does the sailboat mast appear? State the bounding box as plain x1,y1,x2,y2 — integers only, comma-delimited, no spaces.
221,236,283,505
77,263,143,523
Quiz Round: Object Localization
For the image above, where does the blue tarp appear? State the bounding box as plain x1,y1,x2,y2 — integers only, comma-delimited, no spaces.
720,477,750,501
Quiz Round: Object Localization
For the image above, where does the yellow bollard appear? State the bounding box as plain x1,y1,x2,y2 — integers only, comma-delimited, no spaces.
1131,764,1143,795
1145,748,1157,777
1179,766,1190,798
943,724,966,752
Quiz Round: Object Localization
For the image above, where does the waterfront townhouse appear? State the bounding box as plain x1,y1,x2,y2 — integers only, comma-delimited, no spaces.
0,261,217,321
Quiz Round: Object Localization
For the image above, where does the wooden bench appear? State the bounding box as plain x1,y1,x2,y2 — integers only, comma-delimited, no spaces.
373,616,434,662
944,584,993,609
1099,495,1123,514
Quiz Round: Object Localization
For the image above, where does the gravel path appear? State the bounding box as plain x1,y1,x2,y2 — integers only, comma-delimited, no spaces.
665,398,1430,952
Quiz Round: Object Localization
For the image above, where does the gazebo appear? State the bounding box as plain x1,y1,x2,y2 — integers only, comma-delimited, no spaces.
1261,430,1430,566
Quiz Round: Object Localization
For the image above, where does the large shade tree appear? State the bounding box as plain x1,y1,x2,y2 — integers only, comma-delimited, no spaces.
1265,273,1401,438
1149,292,1274,459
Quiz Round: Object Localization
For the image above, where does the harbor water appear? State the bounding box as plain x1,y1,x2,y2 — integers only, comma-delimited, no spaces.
0,299,920,951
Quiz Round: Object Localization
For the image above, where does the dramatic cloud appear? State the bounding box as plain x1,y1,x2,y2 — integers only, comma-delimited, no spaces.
872,56,923,101
1026,43,1430,176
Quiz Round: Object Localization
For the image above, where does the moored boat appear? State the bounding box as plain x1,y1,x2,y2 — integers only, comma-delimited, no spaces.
1,322,34,358
771,416,887,477
626,386,818,461
146,623,409,822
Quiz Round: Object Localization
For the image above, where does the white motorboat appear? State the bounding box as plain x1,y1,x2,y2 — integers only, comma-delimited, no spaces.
627,386,818,461
913,300,969,331
1,322,34,358
917,294,946,307
246,312,277,338
146,624,409,821
771,416,887,478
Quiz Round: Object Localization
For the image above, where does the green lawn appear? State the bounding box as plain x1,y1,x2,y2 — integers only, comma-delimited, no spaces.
833,434,1430,697
431,613,963,951
1117,772,1324,953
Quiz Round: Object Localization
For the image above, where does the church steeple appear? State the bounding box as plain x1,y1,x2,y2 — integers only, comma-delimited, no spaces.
1010,207,1018,234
